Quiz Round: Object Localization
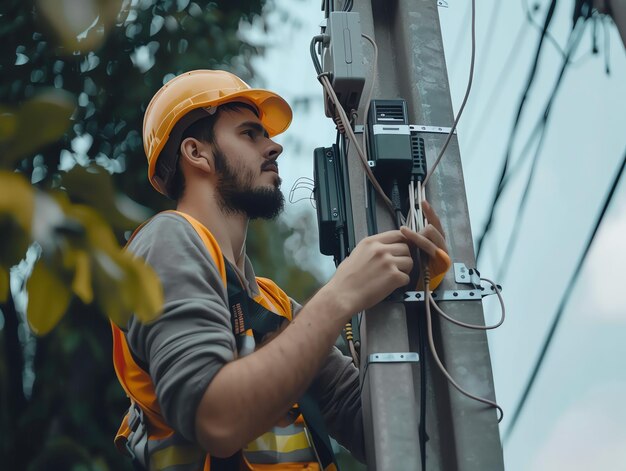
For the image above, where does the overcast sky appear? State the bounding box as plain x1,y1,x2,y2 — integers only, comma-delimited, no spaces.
243,1,626,469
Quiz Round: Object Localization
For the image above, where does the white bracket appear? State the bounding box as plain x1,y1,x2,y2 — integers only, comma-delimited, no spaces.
368,352,420,364
409,124,456,134
354,124,456,134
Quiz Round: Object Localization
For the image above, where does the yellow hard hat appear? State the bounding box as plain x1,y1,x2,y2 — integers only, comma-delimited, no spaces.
143,69,293,196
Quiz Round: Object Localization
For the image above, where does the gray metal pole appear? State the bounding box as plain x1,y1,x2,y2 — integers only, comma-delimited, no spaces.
348,1,504,469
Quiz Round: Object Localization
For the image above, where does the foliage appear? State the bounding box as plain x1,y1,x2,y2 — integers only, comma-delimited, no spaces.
0,0,327,469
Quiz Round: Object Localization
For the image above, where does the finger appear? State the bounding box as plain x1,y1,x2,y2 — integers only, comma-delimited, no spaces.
387,241,411,257
421,200,445,238
400,226,439,258
393,255,414,274
422,224,448,252
370,230,407,244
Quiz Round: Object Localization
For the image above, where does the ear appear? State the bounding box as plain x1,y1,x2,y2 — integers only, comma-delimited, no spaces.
179,137,213,174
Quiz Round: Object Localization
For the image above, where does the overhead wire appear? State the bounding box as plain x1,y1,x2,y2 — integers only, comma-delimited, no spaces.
495,20,587,283
523,0,568,58
504,148,626,442
476,1,605,262
475,0,559,261
463,19,530,156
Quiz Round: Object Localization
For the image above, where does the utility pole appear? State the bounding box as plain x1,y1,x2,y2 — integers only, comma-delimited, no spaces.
345,1,505,469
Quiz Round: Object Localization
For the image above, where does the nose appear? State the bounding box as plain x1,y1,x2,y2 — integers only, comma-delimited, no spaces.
264,138,283,161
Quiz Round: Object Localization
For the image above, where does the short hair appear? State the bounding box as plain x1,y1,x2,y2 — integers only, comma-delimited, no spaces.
168,102,260,200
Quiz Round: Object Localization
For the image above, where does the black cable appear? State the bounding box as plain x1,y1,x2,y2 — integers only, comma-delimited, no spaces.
366,179,378,236
523,0,567,58
417,286,428,471
495,20,587,282
603,15,611,75
475,0,558,260
337,227,346,265
504,148,626,443
391,179,403,229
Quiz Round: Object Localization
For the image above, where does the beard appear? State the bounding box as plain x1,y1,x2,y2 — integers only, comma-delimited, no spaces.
213,146,285,220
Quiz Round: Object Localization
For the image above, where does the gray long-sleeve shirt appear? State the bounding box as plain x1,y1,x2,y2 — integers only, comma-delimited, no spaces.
125,212,364,460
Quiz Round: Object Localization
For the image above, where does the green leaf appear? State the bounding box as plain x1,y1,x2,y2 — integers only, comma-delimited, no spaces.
124,254,163,323
35,0,124,53
0,172,34,267
62,165,147,232
1,90,76,166
26,259,72,335
0,171,34,234
69,249,93,304
91,249,129,327
0,109,17,142
0,267,9,303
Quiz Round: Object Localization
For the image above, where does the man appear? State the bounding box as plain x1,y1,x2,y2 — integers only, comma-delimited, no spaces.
111,70,449,471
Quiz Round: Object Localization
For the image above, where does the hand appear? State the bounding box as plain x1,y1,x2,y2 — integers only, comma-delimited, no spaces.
323,230,413,318
400,200,450,289
399,200,448,258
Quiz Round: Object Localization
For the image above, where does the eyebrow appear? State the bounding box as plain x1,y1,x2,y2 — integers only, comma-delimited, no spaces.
236,121,269,138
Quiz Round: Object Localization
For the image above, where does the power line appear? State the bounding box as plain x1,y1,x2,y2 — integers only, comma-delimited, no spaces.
503,147,626,443
475,0,559,261
496,19,587,283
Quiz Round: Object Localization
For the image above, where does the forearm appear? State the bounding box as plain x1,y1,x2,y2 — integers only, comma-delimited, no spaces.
195,285,350,456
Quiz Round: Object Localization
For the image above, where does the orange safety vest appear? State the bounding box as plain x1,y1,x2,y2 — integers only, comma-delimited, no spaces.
111,212,337,471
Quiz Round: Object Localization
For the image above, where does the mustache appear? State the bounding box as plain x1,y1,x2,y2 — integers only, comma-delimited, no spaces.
261,160,278,172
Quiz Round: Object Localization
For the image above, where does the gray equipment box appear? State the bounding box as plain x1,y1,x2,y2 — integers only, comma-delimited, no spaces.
322,12,366,117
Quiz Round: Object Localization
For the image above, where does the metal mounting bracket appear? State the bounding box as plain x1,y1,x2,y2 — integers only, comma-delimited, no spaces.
409,124,456,134
353,124,457,134
453,262,481,285
404,262,502,302
367,352,420,364
404,286,500,302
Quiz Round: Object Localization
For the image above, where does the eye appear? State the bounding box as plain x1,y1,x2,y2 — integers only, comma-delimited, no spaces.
242,129,255,139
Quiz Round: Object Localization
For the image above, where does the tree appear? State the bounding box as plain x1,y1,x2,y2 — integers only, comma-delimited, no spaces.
0,1,324,469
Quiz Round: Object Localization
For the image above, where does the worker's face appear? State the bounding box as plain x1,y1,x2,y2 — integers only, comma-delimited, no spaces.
211,107,284,219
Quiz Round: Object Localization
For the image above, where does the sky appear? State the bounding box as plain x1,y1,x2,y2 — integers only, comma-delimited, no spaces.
243,1,626,469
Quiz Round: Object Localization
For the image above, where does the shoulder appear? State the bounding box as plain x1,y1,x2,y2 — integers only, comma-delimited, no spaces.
127,212,199,255
128,212,226,284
